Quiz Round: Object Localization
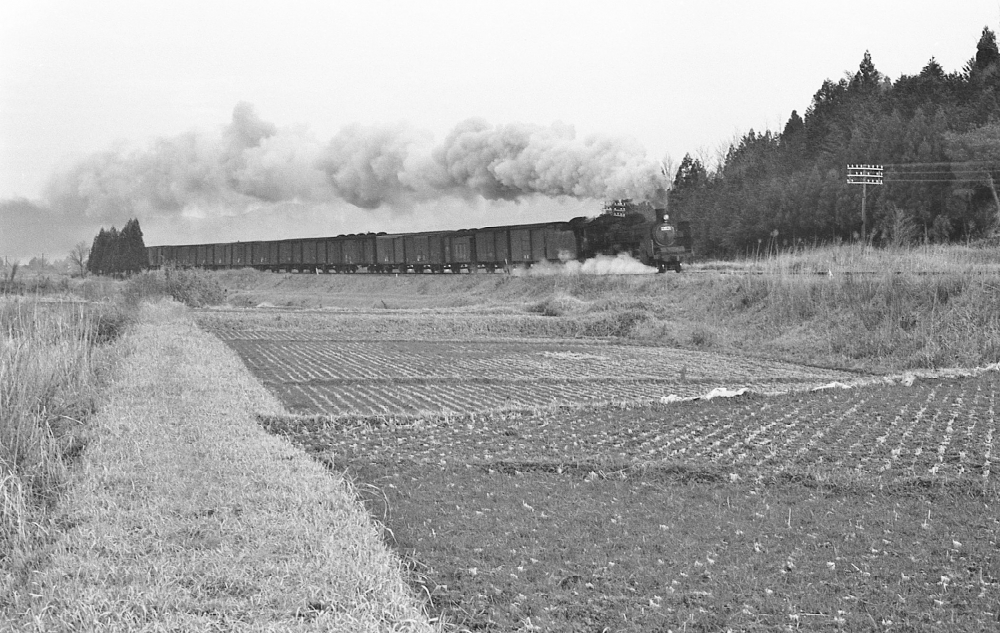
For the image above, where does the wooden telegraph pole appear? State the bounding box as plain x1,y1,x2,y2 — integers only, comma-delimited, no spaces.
847,164,883,242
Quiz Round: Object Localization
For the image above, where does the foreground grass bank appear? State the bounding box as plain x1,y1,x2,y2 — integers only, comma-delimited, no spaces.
3,301,435,632
1,297,131,604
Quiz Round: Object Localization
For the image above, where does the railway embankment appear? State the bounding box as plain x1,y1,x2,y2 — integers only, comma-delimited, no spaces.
5,301,436,632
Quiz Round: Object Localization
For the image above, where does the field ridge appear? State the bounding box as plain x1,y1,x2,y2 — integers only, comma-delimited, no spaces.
6,301,436,632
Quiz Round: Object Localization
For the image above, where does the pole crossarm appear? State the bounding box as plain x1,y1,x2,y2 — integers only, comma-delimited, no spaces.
846,164,884,185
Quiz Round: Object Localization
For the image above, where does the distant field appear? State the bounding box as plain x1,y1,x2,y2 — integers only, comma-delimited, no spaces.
199,310,856,417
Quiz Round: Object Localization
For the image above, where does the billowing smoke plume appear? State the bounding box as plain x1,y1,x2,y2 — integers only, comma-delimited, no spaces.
2,103,668,260
46,102,667,212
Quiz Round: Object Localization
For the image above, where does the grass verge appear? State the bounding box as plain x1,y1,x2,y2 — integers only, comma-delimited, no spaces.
3,301,436,632
1,297,130,607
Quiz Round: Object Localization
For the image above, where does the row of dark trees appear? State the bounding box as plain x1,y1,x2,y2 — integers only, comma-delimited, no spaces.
86,218,147,276
669,27,1000,258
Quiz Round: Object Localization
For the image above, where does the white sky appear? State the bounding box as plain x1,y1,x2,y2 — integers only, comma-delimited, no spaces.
2,0,999,255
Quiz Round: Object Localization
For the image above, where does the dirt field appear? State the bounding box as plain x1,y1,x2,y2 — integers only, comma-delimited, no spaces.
197,304,1000,632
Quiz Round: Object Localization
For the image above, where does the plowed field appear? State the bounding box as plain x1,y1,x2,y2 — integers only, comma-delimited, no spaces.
199,308,1000,632
200,311,857,417
201,310,998,484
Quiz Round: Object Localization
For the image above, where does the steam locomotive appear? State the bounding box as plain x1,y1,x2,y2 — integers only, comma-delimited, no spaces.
146,200,693,274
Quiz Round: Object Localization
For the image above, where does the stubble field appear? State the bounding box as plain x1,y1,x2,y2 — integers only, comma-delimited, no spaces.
198,303,1000,632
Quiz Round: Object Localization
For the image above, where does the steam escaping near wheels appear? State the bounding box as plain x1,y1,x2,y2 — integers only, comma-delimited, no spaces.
510,253,657,276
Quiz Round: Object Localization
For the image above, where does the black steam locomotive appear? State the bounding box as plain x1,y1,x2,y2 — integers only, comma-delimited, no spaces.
146,200,693,274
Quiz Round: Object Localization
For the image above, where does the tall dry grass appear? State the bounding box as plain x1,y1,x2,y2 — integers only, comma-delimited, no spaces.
705,246,1000,370
704,240,1000,275
0,298,130,602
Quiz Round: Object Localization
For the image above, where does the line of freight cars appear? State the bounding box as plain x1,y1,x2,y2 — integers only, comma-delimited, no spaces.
146,208,693,274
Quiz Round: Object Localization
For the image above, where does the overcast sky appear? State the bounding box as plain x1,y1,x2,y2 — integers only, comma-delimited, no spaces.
2,0,999,259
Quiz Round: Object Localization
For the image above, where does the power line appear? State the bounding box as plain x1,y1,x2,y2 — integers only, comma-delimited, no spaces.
882,160,1000,168
866,161,1000,184
884,178,990,183
884,169,995,175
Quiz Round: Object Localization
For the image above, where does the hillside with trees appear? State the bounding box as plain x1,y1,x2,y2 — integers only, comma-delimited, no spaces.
670,27,1000,258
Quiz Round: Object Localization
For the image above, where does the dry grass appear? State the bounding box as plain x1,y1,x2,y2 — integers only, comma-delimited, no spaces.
1,298,124,602
3,301,437,632
695,241,1000,275
706,267,1000,371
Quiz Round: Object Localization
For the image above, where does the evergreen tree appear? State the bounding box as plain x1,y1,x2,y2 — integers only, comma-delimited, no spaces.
921,57,945,79
105,227,121,275
671,154,708,192
974,27,1000,72
84,218,148,276
87,228,108,275
781,110,805,140
850,50,882,92
120,218,147,274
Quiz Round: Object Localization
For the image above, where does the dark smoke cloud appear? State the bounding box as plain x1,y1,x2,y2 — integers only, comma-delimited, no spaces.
2,103,668,260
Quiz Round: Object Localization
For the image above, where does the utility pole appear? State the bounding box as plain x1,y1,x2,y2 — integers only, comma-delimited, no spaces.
847,164,883,242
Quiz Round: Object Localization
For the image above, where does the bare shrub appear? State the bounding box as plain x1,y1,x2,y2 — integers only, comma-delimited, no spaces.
526,293,590,317
124,266,225,307
579,309,653,338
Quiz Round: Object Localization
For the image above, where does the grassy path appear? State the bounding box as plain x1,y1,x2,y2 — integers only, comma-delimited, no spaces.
6,301,435,632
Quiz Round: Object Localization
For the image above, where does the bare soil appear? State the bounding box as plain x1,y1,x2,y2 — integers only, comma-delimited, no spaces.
198,306,1000,632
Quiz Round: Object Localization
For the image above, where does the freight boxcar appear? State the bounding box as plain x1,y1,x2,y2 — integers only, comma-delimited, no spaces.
473,228,509,272
445,232,475,272
300,239,319,271
375,234,399,273
215,243,230,269
334,235,375,273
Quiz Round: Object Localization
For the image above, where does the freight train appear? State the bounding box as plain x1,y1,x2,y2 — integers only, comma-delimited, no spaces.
146,200,693,274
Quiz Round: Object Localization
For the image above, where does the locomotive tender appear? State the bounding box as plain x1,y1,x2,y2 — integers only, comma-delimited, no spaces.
146,200,692,274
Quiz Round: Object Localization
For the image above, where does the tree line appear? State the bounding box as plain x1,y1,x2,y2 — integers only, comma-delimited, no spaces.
86,218,147,276
669,27,1000,258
